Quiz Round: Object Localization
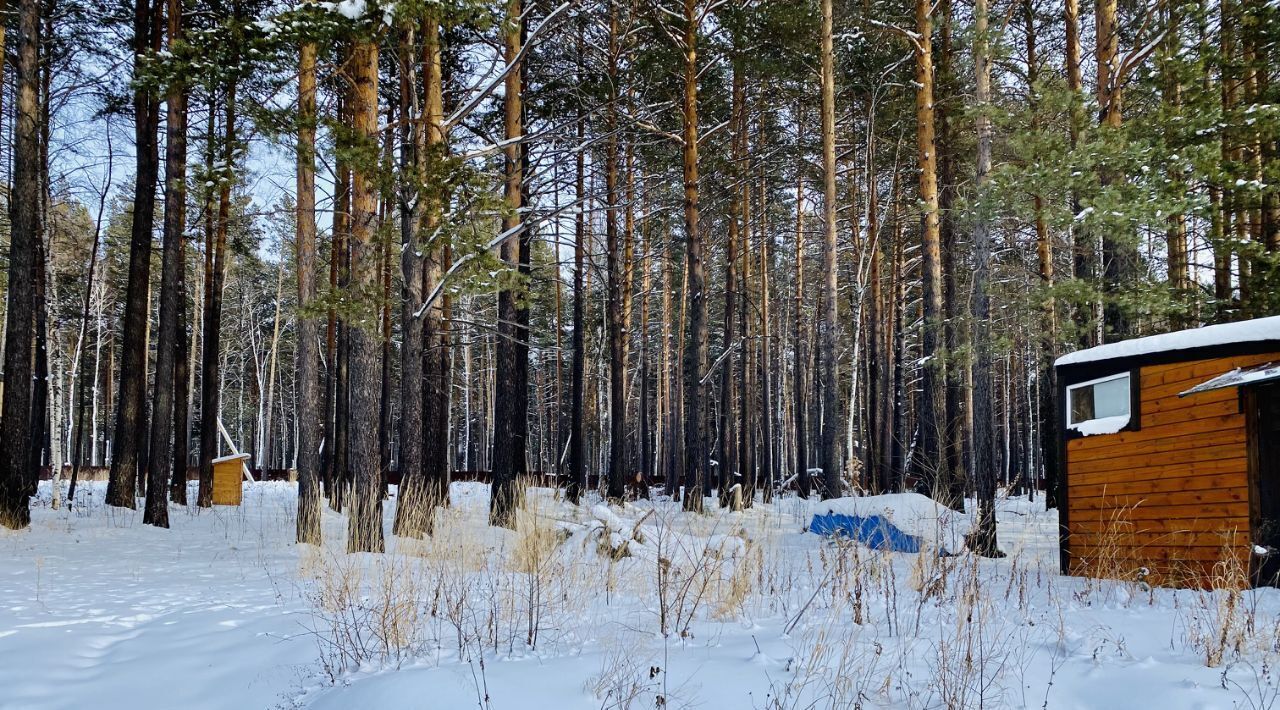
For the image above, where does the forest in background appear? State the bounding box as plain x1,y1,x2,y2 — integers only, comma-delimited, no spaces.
0,0,1274,551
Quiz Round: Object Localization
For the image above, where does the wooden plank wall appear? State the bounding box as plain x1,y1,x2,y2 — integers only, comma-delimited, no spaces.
1065,352,1278,586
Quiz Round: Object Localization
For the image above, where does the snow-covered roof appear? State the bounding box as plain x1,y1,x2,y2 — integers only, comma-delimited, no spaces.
1055,315,1280,367
1179,361,1280,396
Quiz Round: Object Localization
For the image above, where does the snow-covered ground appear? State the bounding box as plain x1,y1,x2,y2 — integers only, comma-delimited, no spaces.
2,481,1278,709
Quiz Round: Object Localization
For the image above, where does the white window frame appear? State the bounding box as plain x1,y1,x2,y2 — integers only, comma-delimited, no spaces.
1066,372,1132,428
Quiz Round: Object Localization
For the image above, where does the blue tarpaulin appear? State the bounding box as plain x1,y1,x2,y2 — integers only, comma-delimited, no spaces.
808,512,925,554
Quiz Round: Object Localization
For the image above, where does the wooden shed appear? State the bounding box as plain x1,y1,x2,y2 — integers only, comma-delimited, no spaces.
1055,315,1280,587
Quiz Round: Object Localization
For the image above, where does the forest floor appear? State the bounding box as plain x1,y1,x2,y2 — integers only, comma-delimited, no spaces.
1,481,1277,709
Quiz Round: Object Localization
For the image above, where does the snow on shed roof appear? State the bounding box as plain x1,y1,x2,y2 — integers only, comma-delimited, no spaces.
1055,315,1280,367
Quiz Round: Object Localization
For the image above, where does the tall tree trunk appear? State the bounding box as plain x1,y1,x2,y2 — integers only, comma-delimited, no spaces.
1161,0,1189,313
393,19,432,537
420,16,452,530
567,18,587,505
145,0,188,527
1027,1,1058,508
936,0,966,506
346,36,385,553
793,115,810,498
0,0,40,529
758,165,775,503
321,151,341,502
868,121,891,495
490,0,525,528
1064,0,1095,347
890,193,907,487
46,242,65,510
71,132,110,507
1095,0,1133,338
1216,3,1235,310
30,207,48,502
818,0,841,500
639,200,654,492
736,81,754,508
262,261,286,471
605,8,626,503
332,130,352,511
912,0,949,507
679,0,708,513
970,0,998,555
718,62,742,508
107,0,162,509
295,14,322,544
198,64,237,508
171,197,192,504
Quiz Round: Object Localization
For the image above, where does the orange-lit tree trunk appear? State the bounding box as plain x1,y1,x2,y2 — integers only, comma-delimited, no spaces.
912,0,949,506
1095,0,1134,338
346,34,385,553
294,10,322,544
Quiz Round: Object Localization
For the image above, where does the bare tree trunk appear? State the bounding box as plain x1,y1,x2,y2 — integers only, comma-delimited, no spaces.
566,18,587,505
394,21,426,536
0,0,39,528
70,137,111,506
107,0,162,510
912,0,950,507
1160,0,1188,311
1214,5,1234,309
1027,2,1057,508
145,0,189,527
171,211,192,504
346,36,385,553
490,0,525,527
818,0,841,500
737,82,755,508
295,17,322,544
261,261,285,471
1064,0,1095,347
936,0,966,507
658,236,675,494
757,118,775,502
793,112,810,499
1095,0,1133,338
198,62,237,508
970,0,999,555
890,193,907,488
717,61,743,508
405,15,451,535
47,250,65,510
605,8,626,503
639,198,654,492
679,0,708,513
30,200,48,502
331,137,352,510
867,119,890,495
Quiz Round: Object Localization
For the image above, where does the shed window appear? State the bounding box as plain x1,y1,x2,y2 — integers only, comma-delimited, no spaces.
1067,372,1132,433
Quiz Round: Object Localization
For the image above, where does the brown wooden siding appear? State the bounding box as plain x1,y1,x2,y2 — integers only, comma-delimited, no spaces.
1065,352,1279,586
